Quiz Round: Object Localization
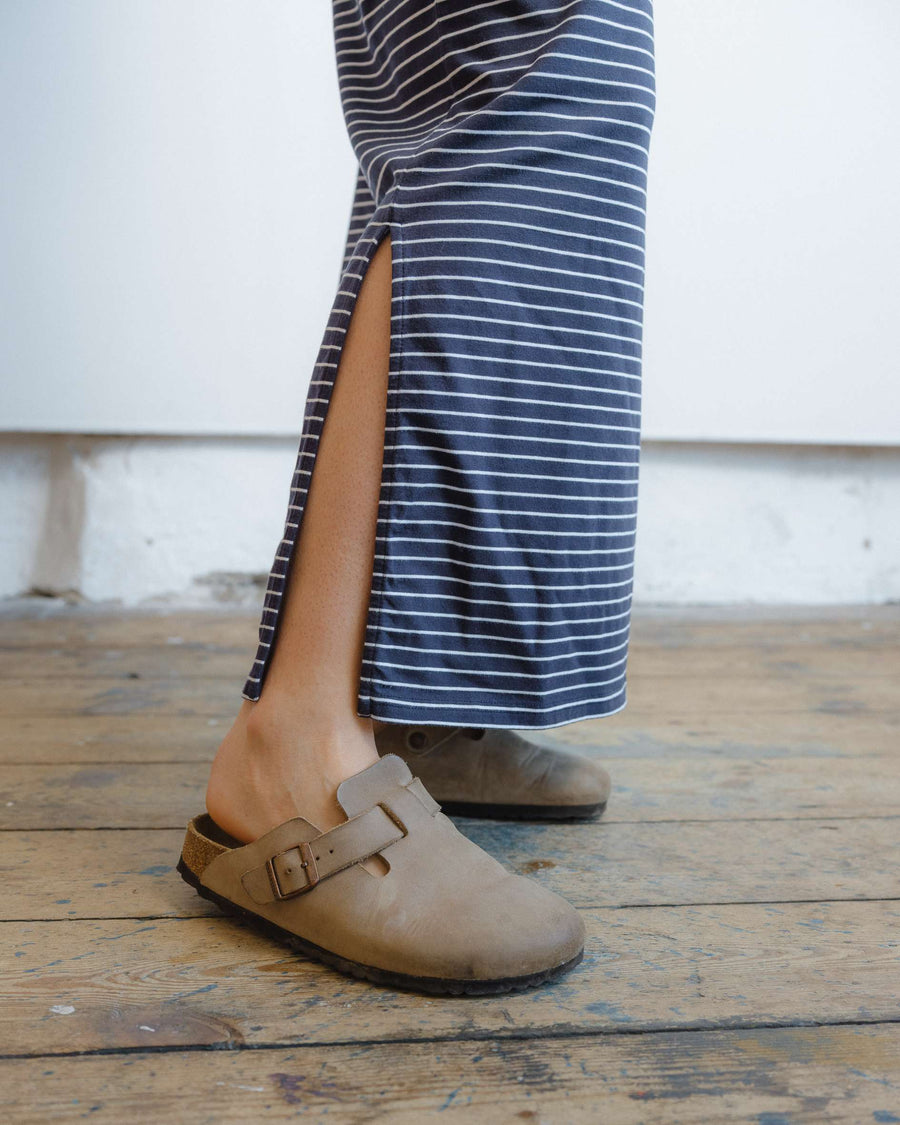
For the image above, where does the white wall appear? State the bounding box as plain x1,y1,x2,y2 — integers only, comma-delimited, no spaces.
2,434,897,606
643,0,900,445
3,0,899,443
1,0,352,434
2,3,898,608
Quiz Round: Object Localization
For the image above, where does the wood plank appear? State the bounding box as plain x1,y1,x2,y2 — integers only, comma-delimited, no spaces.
0,609,262,649
4,901,899,1055
4,673,898,716
1,602,897,650
5,818,898,921
3,640,898,679
3,1023,899,1122
3,711,896,764
3,600,895,1123
632,615,900,648
3,829,210,921
0,715,223,764
3,755,899,830
550,711,900,756
0,645,250,680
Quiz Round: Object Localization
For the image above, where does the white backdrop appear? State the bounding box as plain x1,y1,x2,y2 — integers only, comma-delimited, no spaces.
2,0,899,444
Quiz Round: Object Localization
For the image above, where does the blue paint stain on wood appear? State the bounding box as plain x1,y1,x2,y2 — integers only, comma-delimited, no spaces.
95,925,157,942
850,1069,893,1088
585,1001,633,1022
438,1088,460,1111
170,982,218,1000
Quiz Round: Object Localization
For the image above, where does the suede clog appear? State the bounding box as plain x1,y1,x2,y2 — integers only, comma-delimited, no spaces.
178,754,585,995
374,725,611,820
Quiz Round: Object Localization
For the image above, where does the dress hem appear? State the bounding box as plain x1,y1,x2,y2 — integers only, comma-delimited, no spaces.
240,684,629,731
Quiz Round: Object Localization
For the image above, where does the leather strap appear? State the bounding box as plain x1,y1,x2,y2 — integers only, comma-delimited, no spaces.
406,774,441,816
241,802,406,905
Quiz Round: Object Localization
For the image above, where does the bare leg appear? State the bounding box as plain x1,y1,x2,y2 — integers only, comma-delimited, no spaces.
206,234,393,850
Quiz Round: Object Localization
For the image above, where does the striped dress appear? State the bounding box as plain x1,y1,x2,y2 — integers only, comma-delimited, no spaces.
242,0,657,729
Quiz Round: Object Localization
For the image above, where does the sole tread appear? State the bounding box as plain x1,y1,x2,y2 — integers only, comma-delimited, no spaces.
439,799,607,821
176,856,583,997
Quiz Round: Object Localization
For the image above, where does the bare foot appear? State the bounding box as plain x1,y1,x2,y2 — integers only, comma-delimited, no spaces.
206,700,388,875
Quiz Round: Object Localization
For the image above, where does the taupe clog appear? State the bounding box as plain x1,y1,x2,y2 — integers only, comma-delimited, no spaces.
178,754,584,995
374,725,611,820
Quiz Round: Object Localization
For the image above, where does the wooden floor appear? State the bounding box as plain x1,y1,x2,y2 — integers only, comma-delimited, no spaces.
2,601,898,1122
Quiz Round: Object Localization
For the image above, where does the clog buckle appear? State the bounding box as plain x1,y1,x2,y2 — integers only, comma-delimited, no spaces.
266,840,320,899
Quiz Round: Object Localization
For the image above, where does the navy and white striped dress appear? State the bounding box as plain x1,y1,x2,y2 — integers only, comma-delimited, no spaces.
242,0,656,729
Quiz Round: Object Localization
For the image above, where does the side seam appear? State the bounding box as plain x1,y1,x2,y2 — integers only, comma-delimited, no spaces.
355,175,409,717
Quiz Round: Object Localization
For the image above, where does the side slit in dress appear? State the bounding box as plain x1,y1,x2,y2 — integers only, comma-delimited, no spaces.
242,0,657,730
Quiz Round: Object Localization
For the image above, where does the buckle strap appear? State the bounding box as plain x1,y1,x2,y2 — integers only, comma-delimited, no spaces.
240,802,407,905
406,775,441,816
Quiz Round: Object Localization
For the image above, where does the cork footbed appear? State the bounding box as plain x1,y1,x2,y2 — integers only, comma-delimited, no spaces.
180,814,243,880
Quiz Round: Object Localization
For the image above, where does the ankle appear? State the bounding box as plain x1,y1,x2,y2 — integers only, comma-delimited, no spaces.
241,697,377,766
206,710,378,845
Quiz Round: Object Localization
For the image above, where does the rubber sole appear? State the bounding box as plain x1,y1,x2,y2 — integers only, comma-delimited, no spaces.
177,856,583,996
437,799,608,821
